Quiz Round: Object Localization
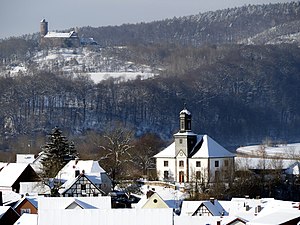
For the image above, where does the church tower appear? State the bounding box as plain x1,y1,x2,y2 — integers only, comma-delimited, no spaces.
40,19,48,37
174,107,197,157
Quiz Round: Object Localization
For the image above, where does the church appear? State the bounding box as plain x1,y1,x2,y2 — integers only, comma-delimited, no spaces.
154,107,235,183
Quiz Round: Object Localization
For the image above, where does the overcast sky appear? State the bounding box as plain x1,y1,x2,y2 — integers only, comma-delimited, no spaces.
0,0,296,39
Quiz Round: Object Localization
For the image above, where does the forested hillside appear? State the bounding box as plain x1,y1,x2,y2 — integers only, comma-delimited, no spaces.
0,2,300,152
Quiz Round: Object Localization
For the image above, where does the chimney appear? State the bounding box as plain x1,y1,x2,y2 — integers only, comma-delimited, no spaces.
0,191,2,206
210,197,215,205
257,205,262,213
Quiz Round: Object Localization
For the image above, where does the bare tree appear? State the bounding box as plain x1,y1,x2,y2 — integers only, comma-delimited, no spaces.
98,122,134,188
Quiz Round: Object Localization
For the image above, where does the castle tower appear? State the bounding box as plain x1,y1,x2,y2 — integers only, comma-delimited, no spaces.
40,19,48,37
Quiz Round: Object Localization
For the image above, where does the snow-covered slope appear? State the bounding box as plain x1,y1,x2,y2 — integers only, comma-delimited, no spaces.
2,47,157,83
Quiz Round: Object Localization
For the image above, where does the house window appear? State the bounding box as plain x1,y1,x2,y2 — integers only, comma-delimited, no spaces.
196,161,201,167
164,161,168,167
196,171,201,179
179,160,184,167
153,199,158,203
224,160,229,167
215,161,219,168
81,184,86,190
164,171,169,180
20,208,31,214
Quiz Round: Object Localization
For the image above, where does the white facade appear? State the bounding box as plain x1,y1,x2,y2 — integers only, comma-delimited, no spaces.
154,108,235,183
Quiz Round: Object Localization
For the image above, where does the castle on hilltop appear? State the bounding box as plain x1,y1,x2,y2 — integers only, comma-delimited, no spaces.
40,19,80,48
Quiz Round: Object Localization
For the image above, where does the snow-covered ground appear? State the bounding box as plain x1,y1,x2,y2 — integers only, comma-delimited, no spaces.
2,47,158,82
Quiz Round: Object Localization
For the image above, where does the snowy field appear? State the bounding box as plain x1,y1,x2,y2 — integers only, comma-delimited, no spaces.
87,72,155,83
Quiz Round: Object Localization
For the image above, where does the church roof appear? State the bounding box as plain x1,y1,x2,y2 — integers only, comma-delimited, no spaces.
153,142,175,158
190,135,235,158
154,135,235,158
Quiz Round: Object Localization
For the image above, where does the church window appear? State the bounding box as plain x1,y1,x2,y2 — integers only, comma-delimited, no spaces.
196,161,201,167
164,171,169,179
179,160,184,167
179,139,182,144
164,161,168,167
215,161,219,168
196,171,201,179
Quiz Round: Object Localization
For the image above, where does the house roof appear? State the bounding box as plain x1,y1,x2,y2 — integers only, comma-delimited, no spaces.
56,160,106,182
13,213,37,225
14,196,38,210
44,31,77,38
235,157,299,173
153,142,175,158
135,192,169,209
0,163,31,187
190,135,235,158
247,208,300,225
38,196,112,210
154,135,235,158
0,206,10,219
196,200,228,216
2,191,21,206
65,199,98,209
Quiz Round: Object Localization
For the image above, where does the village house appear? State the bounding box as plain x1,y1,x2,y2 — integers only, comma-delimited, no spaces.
154,107,235,184
0,163,40,193
13,196,38,215
56,160,112,195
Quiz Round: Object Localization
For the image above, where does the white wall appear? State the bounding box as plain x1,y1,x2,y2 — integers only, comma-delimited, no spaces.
156,158,176,181
38,208,173,225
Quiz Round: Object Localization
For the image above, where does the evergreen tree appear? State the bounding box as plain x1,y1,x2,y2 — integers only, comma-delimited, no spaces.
41,127,78,179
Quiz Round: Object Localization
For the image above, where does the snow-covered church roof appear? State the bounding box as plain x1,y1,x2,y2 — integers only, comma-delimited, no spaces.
154,135,235,158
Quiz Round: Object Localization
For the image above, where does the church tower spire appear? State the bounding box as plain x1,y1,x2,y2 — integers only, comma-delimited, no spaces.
179,104,192,132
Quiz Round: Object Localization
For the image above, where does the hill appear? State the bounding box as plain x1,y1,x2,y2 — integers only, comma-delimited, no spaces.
0,2,300,151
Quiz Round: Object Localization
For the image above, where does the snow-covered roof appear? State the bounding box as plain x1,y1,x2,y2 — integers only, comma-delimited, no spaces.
2,191,21,206
13,213,37,225
181,199,228,216
247,208,300,225
191,135,235,158
153,142,175,158
154,135,235,158
236,143,300,158
180,109,191,115
235,157,299,173
0,162,8,170
65,199,98,209
44,31,77,38
14,196,38,210
0,206,11,219
56,160,106,182
38,196,111,210
0,163,30,187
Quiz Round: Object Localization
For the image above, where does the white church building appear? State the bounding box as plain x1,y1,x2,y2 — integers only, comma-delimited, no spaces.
154,107,235,183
